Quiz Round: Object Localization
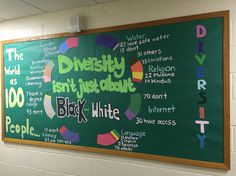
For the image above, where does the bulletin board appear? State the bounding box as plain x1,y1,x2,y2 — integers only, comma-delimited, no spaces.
1,11,230,169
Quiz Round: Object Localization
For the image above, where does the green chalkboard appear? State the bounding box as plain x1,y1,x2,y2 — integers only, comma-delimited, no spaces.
2,11,230,169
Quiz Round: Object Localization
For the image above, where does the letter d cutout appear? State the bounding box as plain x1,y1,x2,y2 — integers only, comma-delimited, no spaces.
196,25,206,38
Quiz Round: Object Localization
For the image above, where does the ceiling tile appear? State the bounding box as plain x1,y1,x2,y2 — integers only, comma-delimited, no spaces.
0,0,44,19
22,0,95,12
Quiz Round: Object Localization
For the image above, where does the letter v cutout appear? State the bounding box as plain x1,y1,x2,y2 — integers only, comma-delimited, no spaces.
195,54,206,65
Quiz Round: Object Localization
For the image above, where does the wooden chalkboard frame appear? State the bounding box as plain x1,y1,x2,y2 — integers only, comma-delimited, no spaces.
1,10,230,169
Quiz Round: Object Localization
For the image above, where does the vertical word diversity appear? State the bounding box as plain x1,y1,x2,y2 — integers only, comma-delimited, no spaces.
195,24,209,149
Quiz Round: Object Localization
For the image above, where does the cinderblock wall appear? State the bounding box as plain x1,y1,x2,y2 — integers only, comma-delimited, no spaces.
0,0,235,175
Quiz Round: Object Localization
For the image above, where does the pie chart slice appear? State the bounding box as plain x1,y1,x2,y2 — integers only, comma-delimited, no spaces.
59,126,80,142
59,37,78,54
131,60,143,83
124,93,142,120
44,94,56,119
96,34,119,50
97,129,120,146
43,60,55,83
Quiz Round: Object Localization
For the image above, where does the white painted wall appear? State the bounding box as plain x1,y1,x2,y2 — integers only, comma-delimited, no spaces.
0,0,235,175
